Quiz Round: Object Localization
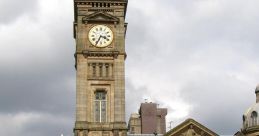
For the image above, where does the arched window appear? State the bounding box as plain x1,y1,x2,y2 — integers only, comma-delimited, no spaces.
251,111,258,126
95,91,107,122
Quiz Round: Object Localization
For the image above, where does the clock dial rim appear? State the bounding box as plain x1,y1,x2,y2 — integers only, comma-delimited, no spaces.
88,25,114,48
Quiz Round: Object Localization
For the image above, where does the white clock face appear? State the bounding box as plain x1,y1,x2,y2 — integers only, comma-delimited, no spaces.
88,25,113,47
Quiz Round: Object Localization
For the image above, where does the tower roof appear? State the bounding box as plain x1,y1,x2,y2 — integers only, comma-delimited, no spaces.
165,118,219,136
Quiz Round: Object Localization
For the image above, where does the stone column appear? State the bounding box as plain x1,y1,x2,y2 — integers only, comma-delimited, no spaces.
102,63,105,78
88,63,92,78
96,63,100,77
105,63,109,77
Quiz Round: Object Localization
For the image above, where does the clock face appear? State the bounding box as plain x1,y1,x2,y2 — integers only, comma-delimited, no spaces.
88,25,114,48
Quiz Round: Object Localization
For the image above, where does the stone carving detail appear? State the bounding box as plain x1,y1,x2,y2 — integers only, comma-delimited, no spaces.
82,51,119,58
181,125,201,136
75,2,126,8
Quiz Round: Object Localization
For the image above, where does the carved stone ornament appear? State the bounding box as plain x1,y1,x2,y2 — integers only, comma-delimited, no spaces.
82,50,119,58
181,125,201,136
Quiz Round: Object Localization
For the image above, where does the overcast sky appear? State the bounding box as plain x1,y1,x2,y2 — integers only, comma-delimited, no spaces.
1,0,259,136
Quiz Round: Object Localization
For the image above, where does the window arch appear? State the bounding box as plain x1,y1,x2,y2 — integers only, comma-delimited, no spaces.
251,111,258,126
94,90,107,122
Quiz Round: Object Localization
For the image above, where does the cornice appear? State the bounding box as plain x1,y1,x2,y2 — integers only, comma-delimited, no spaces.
81,50,120,58
74,0,128,22
74,121,128,131
242,126,259,134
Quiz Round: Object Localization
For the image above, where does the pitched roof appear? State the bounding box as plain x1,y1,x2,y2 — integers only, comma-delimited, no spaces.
165,118,219,136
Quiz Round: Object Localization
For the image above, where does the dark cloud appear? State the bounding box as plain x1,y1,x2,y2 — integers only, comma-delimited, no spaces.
125,0,259,135
22,114,73,136
0,112,73,136
0,8,75,115
0,0,75,135
180,74,254,134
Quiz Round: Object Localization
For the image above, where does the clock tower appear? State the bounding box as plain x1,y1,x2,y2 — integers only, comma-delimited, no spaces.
73,0,128,136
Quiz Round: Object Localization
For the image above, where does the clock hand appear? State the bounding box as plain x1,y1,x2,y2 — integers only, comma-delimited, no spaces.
95,35,102,46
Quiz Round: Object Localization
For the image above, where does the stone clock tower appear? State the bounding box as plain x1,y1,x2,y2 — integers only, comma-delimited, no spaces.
73,0,128,136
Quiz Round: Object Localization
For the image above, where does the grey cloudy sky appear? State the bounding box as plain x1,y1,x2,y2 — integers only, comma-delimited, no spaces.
0,0,259,135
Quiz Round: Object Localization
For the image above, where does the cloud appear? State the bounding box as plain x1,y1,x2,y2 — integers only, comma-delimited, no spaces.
0,0,75,113
0,0,39,24
0,112,73,136
0,0,75,135
126,0,259,134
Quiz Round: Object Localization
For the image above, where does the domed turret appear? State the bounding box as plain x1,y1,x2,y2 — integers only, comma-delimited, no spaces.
242,84,259,135
243,103,259,129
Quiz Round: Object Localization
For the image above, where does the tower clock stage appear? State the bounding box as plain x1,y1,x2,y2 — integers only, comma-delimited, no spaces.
73,0,128,136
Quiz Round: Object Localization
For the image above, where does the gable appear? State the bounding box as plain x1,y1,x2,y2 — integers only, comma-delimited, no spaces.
165,119,219,136
82,12,119,23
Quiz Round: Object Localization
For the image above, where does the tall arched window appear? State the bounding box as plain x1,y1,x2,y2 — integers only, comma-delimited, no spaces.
251,111,258,126
95,91,107,122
